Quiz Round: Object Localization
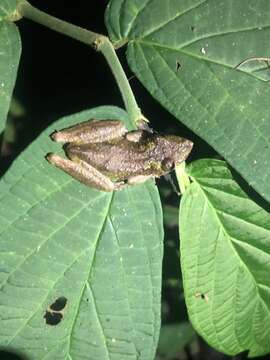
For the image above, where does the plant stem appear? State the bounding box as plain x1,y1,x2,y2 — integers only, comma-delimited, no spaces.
16,0,142,128
175,162,191,195
16,0,101,47
98,40,142,129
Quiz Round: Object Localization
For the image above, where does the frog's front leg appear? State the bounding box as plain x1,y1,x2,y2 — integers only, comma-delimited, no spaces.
46,154,126,192
51,120,127,144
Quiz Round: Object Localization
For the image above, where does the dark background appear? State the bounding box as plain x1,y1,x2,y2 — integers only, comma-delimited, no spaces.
1,1,268,359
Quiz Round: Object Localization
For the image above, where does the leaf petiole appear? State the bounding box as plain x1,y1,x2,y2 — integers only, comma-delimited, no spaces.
175,162,191,195
15,0,142,129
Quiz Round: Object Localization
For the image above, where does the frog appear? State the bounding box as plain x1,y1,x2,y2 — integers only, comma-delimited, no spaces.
46,119,193,192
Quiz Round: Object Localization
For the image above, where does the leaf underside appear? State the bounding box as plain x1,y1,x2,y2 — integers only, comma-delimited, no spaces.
180,159,270,357
0,106,164,360
106,0,270,202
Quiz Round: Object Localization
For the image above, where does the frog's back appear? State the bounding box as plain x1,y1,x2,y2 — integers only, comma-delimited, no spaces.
65,138,158,180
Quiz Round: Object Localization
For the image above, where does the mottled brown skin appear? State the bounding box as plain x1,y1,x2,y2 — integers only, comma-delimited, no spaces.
47,120,193,192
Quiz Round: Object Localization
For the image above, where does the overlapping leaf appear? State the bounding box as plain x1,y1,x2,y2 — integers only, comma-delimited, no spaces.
0,0,21,133
180,159,270,357
0,106,163,359
106,0,270,202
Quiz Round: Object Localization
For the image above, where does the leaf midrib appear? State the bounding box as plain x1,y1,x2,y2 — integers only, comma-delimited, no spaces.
67,192,114,360
126,186,157,358
128,39,265,82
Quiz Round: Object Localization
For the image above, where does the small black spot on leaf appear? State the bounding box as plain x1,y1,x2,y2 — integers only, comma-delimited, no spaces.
176,61,182,71
195,292,209,302
190,25,195,32
49,296,67,312
44,310,63,326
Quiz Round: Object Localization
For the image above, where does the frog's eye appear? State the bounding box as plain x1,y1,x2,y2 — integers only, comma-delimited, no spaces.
162,158,174,172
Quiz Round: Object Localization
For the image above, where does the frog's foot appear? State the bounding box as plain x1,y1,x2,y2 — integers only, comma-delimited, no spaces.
125,129,155,143
46,153,124,192
137,118,153,133
113,181,127,191
125,130,145,143
127,174,154,185
51,120,127,144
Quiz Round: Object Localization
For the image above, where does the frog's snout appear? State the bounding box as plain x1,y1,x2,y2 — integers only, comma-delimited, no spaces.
179,139,193,163
185,139,193,152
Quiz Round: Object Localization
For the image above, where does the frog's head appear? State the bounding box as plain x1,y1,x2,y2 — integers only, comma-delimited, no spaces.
156,135,193,172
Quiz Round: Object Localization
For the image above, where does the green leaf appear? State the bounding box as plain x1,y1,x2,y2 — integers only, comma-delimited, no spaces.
0,0,17,20
0,106,164,360
179,159,270,357
106,0,270,202
157,322,195,358
0,1,21,133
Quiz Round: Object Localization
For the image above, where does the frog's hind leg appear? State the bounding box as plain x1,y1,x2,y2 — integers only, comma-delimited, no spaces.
51,120,127,144
46,153,125,192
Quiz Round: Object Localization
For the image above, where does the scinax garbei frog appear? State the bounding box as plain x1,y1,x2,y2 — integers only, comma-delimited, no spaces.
46,119,193,192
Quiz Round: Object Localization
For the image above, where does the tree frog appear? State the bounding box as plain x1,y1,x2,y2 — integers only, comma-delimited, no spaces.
46,119,193,192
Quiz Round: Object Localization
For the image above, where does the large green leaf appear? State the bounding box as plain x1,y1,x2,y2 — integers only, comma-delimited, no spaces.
0,0,21,133
0,106,163,359
179,159,270,357
106,0,270,202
